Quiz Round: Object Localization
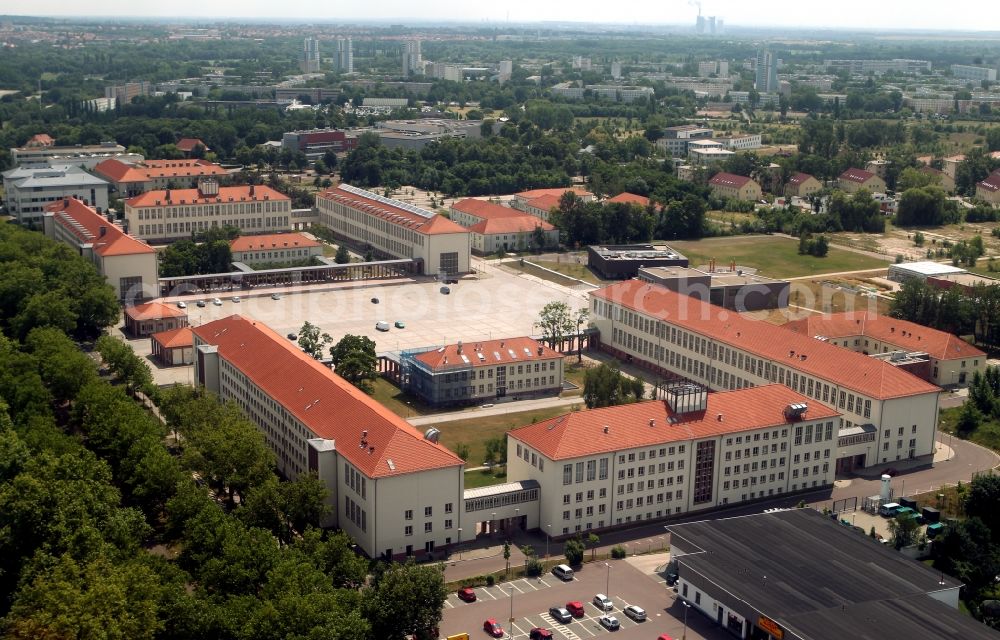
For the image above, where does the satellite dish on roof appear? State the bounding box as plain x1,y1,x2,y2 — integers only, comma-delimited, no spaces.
424,428,441,443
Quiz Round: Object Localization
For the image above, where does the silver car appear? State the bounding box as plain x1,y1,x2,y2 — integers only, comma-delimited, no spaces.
623,605,646,622
598,615,619,631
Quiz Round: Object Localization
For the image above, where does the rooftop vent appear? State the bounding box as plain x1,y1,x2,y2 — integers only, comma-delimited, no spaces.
784,403,808,420
717,413,723,421
649,419,655,427
603,426,609,434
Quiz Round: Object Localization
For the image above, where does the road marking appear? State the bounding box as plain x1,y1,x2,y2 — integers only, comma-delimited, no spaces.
508,581,525,594
518,578,538,591
443,599,454,608
479,587,497,600
539,613,582,640
511,621,528,638
537,577,551,588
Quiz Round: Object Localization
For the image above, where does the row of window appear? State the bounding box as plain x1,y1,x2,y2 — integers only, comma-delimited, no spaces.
403,504,453,520
135,200,288,219
562,458,611,485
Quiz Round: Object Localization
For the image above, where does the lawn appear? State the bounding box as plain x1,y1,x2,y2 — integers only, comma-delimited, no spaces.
665,235,889,278
939,406,1000,454
370,378,434,417
435,404,581,468
464,467,509,489
530,260,606,284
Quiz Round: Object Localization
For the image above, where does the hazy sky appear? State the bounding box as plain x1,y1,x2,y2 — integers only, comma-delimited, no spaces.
18,0,998,31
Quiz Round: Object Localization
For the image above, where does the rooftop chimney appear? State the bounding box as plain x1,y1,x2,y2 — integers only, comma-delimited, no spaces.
99,226,107,237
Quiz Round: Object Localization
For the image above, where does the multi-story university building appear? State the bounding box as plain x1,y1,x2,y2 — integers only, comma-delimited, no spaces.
508,384,840,535
92,158,229,198
2,164,110,224
589,281,941,472
315,184,471,276
950,64,997,82
124,179,292,243
10,140,127,168
104,81,150,104
823,59,932,75
192,315,465,561
43,198,158,302
401,337,565,406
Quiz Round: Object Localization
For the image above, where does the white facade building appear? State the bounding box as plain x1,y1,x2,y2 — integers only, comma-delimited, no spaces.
316,183,471,275
589,281,942,472
3,164,110,224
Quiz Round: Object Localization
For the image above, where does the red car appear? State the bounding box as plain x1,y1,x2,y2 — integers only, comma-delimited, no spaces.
483,619,504,638
457,587,476,602
566,601,585,618
529,629,553,640
657,635,674,640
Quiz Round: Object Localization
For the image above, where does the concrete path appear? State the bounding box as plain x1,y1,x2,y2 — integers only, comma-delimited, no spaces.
408,396,586,426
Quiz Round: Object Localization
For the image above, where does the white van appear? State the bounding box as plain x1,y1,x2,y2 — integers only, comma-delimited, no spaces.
375,321,390,332
552,564,574,581
879,502,901,517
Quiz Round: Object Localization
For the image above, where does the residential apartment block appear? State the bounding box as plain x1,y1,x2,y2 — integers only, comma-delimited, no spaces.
124,180,292,243
950,64,997,82
708,173,762,201
192,315,465,561
104,81,151,104
655,125,714,158
589,281,941,472
508,384,840,535
449,199,559,255
229,232,323,266
784,312,985,387
838,168,886,194
43,197,158,302
2,164,110,224
509,187,595,223
977,170,1000,206
315,184,470,275
785,172,822,198
823,59,931,75
401,337,564,406
92,158,229,198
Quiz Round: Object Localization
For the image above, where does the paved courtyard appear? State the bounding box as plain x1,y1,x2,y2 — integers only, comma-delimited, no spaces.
131,258,589,386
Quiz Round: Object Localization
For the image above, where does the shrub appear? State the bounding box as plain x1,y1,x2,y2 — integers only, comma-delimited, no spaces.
610,545,627,559
526,558,543,577
486,575,495,586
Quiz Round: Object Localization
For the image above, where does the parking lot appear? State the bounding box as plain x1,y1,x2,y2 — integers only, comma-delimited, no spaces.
440,554,730,640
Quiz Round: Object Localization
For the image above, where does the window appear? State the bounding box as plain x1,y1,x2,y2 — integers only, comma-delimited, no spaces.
405,526,413,536
586,460,596,481
563,464,572,485
445,503,452,514
424,506,432,517
405,510,413,520
445,519,452,529
563,494,571,505
575,462,584,483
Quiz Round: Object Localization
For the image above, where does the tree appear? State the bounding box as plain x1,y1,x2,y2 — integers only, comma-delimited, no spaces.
297,321,332,359
587,533,600,560
95,335,153,396
364,561,447,640
453,443,470,461
564,537,585,566
964,473,1000,538
24,327,96,403
536,301,574,350
888,513,920,549
896,186,950,226
583,362,644,408
329,334,378,392
334,244,351,264
503,541,511,575
575,308,590,363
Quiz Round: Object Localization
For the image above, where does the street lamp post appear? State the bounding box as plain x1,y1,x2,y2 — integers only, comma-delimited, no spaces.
546,525,551,558
515,508,520,538
492,512,497,537
508,585,515,639
605,562,611,600
682,600,691,640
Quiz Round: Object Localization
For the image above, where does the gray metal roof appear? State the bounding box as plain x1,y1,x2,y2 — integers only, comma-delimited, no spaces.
463,479,539,500
668,509,998,640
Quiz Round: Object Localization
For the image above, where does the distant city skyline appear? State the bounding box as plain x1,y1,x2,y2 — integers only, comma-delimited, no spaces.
13,1,1000,32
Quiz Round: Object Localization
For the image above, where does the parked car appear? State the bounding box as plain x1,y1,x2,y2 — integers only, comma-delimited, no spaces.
196,300,206,308
665,570,679,586
394,320,406,329
287,333,297,341
231,296,241,303
445,278,458,284
176,301,187,309
598,615,620,630
375,321,390,332
623,605,646,622
212,298,223,306
529,629,553,640
882,467,899,477
457,587,476,602
483,619,503,638
371,297,379,304
552,564,574,581
548,607,572,624
566,601,585,618
271,293,282,300
440,286,451,294
593,594,613,611
657,635,675,640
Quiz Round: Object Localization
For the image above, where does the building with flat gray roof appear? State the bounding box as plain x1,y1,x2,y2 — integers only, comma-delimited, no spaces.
667,509,997,640
638,264,789,312
587,243,688,279
888,261,966,282
2,164,110,224
10,141,128,168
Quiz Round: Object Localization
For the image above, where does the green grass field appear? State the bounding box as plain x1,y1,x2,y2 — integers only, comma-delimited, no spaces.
436,405,581,468
370,378,434,417
464,467,509,489
530,260,606,284
666,235,889,278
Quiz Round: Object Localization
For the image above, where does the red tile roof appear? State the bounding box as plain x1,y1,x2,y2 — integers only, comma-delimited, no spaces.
151,326,194,349
788,172,817,186
124,301,188,321
840,168,877,184
126,185,289,208
511,385,840,460
176,137,208,152
93,158,149,183
451,198,524,220
414,337,562,371
784,312,985,362
591,281,940,400
523,193,562,212
192,315,464,478
27,133,55,147
317,184,468,236
978,171,1000,193
230,232,321,253
469,216,554,235
45,198,155,257
607,192,651,207
514,187,593,200
709,173,753,188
